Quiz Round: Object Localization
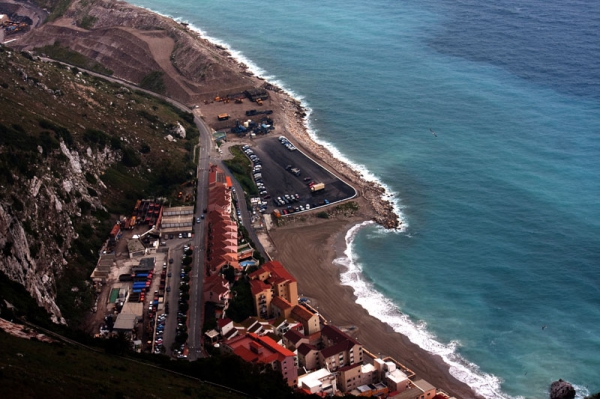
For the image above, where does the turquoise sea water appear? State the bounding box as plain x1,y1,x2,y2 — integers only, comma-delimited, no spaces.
130,0,600,397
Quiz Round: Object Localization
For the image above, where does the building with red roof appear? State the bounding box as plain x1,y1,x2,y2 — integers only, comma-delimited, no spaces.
291,305,320,335
203,273,232,308
224,332,298,387
318,325,363,372
205,164,240,276
248,260,299,318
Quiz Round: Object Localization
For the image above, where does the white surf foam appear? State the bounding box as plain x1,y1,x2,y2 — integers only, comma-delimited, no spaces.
301,108,408,231
132,5,406,228
335,221,519,399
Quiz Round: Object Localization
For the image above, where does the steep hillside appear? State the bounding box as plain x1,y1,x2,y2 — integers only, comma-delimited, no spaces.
17,0,260,105
0,47,198,325
0,330,249,399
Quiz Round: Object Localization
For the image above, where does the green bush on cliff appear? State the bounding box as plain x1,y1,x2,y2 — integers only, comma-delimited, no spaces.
79,15,97,30
140,71,166,94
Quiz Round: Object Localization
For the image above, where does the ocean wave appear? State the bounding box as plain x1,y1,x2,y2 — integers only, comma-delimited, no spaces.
335,222,517,399
302,111,408,230
132,4,406,227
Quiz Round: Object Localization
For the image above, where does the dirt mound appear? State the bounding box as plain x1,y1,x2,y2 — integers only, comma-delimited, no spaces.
16,0,258,104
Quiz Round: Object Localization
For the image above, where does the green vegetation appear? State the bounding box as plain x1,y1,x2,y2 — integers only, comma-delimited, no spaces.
140,71,166,94
224,147,258,196
46,0,73,22
226,279,254,322
35,42,113,75
0,51,203,323
336,201,359,212
0,330,248,399
316,211,330,219
82,128,110,150
79,14,97,30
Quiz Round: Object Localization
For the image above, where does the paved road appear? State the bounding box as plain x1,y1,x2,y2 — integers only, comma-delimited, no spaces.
37,56,258,359
162,245,182,356
186,112,212,360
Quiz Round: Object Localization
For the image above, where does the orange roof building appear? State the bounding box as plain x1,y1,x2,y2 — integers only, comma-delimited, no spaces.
224,332,298,388
205,164,239,276
248,260,299,319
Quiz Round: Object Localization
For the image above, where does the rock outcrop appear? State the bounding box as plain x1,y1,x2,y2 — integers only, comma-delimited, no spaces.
550,379,576,399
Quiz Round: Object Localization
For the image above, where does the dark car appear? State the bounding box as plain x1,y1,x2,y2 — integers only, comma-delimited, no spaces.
169,258,174,264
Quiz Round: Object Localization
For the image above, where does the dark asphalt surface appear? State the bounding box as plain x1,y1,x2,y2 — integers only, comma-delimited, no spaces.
249,136,356,212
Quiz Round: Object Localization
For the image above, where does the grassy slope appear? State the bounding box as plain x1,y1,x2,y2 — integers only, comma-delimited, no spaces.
0,49,199,324
0,331,246,399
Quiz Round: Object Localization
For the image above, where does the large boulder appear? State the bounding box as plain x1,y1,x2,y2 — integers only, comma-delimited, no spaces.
550,379,576,399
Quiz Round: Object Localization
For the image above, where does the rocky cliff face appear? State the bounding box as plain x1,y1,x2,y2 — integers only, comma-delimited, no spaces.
0,47,197,323
0,143,114,323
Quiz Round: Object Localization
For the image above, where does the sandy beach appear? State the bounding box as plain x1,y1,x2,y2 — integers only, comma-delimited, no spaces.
11,0,475,395
268,214,479,399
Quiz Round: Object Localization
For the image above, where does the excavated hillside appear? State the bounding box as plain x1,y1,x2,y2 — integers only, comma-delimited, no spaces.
0,47,199,325
16,0,262,105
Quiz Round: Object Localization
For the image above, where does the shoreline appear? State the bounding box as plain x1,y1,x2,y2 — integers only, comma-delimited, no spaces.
13,0,476,396
268,216,480,399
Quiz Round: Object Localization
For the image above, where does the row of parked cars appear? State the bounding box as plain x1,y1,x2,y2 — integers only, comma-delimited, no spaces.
243,146,270,210
174,245,192,359
154,313,167,354
279,136,297,151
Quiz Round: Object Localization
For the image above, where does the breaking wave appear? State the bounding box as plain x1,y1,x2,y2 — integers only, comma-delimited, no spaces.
334,221,518,399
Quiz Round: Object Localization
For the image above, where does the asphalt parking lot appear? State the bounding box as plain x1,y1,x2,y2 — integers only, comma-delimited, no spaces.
248,136,356,213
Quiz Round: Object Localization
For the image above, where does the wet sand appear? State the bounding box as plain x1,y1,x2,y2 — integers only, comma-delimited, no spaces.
268,214,479,399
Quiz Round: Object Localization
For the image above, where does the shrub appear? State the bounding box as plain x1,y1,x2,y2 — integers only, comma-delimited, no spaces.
140,71,165,94
121,146,141,167
316,211,329,219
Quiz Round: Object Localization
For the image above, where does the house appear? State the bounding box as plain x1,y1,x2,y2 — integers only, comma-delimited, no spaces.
373,358,411,393
350,382,389,397
90,254,116,283
271,296,294,319
224,332,298,387
113,313,138,333
248,260,298,318
204,164,241,275
388,379,436,399
297,368,338,396
203,273,231,308
297,343,319,371
337,362,379,392
273,316,303,336
291,305,320,335
318,325,363,372
250,279,273,319
160,206,193,235
283,329,308,351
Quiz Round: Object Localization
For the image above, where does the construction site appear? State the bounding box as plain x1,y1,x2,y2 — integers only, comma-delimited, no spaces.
197,86,280,139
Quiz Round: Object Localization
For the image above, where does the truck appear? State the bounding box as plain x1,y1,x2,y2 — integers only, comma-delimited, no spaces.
310,182,325,192
217,113,230,121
